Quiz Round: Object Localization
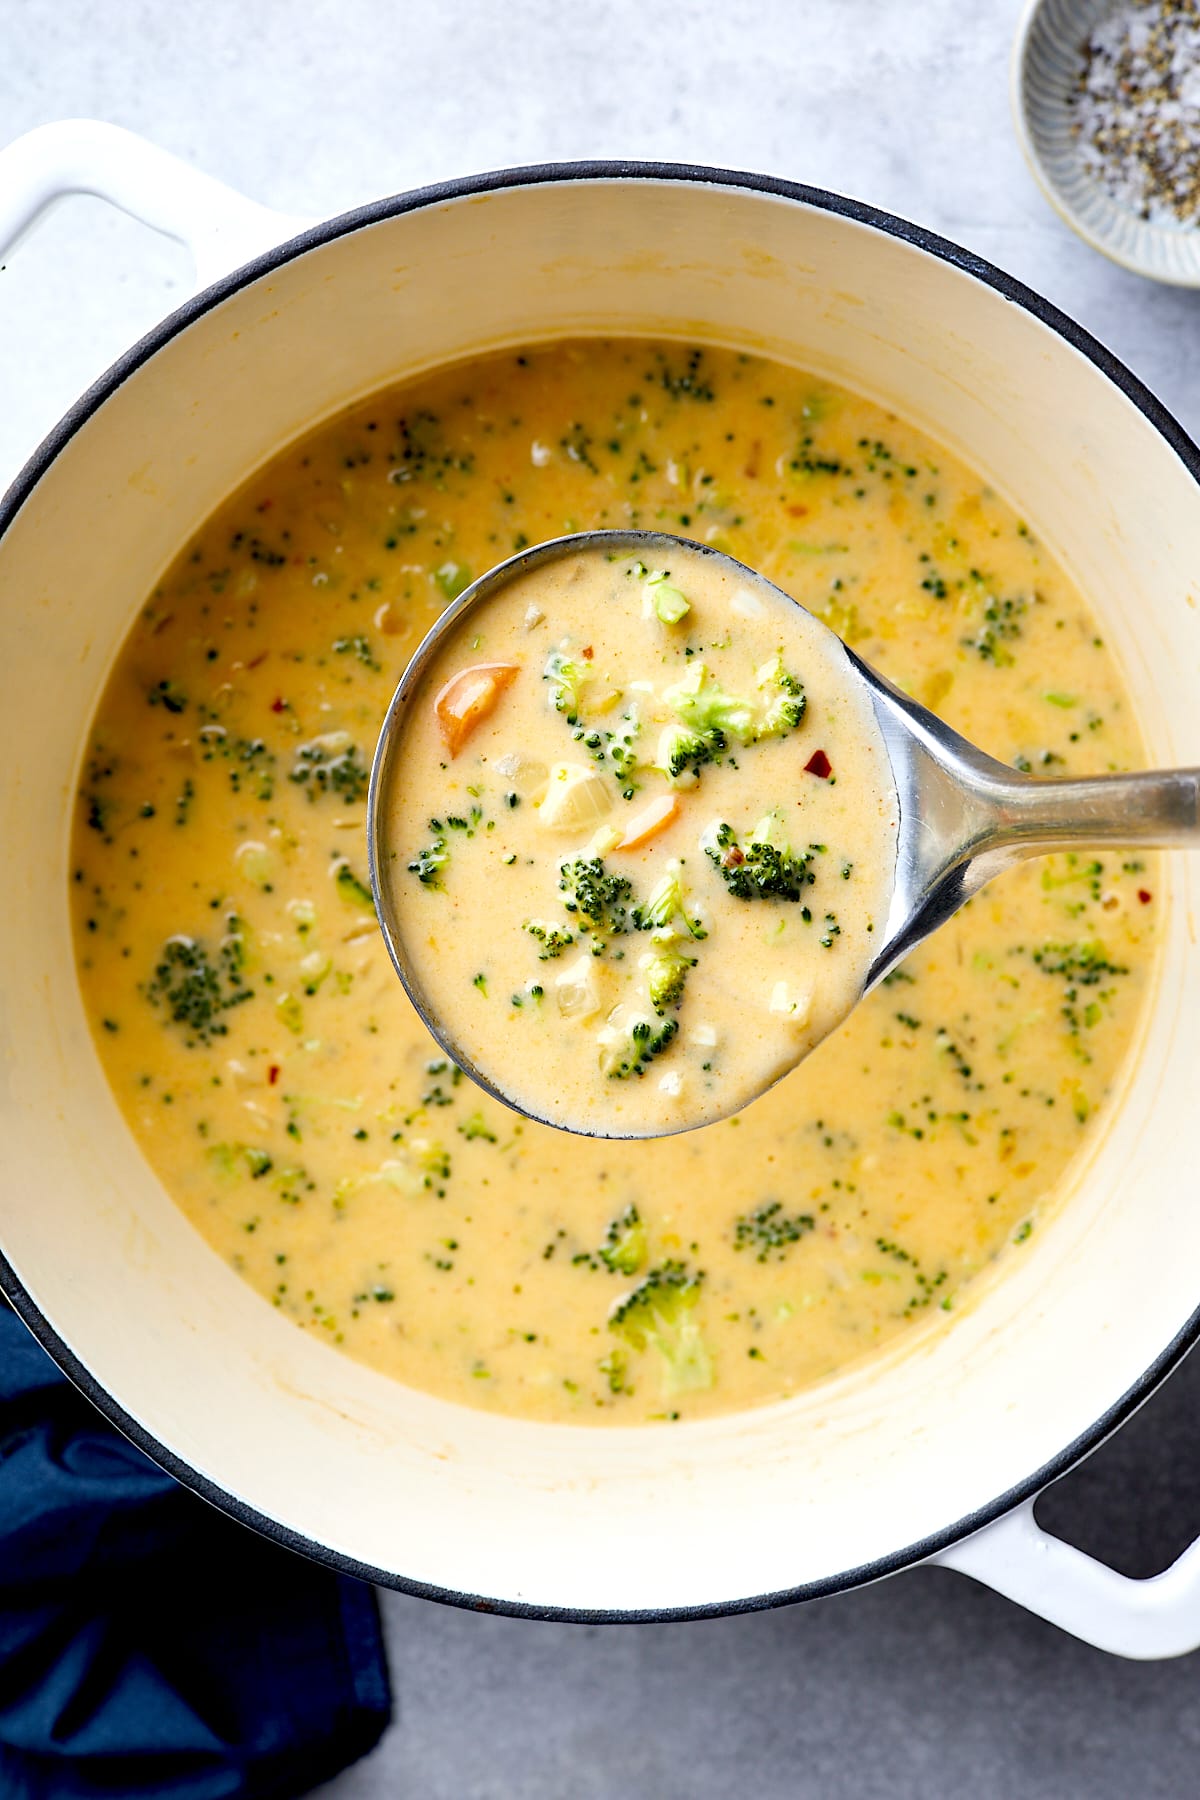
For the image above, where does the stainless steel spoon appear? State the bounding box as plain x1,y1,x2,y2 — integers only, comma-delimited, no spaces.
368,529,1200,1134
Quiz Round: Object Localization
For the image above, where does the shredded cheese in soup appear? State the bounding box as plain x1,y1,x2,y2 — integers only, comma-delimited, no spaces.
71,340,1158,1423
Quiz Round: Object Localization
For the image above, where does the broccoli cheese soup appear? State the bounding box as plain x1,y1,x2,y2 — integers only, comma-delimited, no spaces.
377,537,899,1134
71,340,1158,1424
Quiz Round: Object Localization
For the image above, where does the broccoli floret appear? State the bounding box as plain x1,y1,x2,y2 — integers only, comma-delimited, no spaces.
599,1203,647,1275
335,863,376,911
657,659,806,780
733,1200,816,1262
143,927,254,1046
608,1261,713,1394
656,722,718,781
663,662,756,746
600,1014,679,1080
754,655,807,736
558,857,633,938
631,860,708,939
635,565,690,624
642,933,697,1015
597,1349,630,1394
524,920,576,959
544,649,591,722
408,833,449,888
289,738,369,804
1032,941,1128,984
704,818,815,902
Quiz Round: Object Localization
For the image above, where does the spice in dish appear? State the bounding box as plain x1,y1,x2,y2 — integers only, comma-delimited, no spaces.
1071,0,1200,223
378,539,899,1134
70,339,1158,1424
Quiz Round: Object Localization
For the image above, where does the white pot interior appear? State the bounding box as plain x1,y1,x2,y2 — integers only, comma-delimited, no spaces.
1,174,1198,1613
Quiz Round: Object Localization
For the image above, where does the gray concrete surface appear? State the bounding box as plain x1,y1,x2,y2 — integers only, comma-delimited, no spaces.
3,1,1199,1793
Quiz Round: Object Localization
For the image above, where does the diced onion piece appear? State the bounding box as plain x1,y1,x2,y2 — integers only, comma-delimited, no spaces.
731,584,765,618
688,1022,719,1048
492,750,549,800
434,662,520,756
554,954,604,1021
585,824,625,859
234,840,274,888
306,729,352,756
658,1069,685,1097
768,979,814,1029
536,763,613,832
614,792,680,851
588,687,625,716
524,603,545,629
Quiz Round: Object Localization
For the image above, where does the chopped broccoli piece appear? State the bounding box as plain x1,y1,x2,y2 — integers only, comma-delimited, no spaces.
147,678,188,714
1032,941,1128,984
733,1201,816,1261
754,654,807,736
656,721,718,781
206,1141,274,1181
143,927,254,1046
600,1014,679,1080
704,818,815,902
558,857,633,938
289,738,369,803
598,1349,630,1394
409,833,450,889
332,633,381,671
524,920,576,959
631,860,708,939
544,649,591,722
599,1203,647,1275
642,932,697,1015
335,863,376,911
608,1261,713,1394
657,658,806,780
638,566,690,623
663,661,756,744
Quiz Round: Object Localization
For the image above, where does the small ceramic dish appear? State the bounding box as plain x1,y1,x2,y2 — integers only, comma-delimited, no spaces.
1013,0,1200,286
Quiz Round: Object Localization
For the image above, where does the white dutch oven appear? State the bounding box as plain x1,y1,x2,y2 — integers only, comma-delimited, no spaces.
1,120,1199,1655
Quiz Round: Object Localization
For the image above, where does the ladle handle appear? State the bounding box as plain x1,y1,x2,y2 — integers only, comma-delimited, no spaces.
982,767,1200,856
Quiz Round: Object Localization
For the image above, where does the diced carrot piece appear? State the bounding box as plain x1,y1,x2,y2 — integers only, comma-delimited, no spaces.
434,663,519,755
614,793,680,851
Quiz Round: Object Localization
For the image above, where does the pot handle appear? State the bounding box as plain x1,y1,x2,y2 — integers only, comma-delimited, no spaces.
932,1498,1200,1658
0,119,312,289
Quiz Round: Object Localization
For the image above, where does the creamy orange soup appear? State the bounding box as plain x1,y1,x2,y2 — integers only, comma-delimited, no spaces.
71,340,1158,1423
379,538,898,1134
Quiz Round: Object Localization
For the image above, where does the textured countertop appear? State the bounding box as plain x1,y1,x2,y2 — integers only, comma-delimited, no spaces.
3,2,1199,1794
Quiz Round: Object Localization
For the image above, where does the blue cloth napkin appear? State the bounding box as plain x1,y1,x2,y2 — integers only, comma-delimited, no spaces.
0,1306,392,1799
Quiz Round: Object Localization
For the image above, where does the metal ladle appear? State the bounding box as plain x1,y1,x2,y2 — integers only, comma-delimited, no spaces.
368,530,1200,1136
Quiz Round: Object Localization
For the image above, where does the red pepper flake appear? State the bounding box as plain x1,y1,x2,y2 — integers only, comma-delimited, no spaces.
246,650,269,670
270,696,287,713
256,498,273,512
268,1064,280,1085
581,646,594,660
805,749,832,779
786,503,809,519
1138,888,1153,904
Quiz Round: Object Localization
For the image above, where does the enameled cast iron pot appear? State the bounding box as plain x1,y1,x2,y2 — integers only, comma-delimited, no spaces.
1,120,1199,1655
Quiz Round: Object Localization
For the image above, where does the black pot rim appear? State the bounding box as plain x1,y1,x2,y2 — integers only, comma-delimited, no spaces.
3,155,1197,1625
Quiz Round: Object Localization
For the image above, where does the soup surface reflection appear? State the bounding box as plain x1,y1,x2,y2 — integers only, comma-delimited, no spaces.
71,341,1158,1423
